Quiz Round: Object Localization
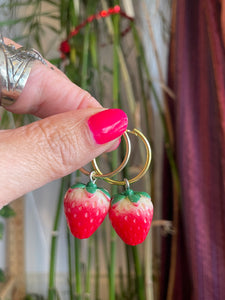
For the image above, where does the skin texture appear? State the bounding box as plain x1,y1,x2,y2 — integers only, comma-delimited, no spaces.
0,39,128,207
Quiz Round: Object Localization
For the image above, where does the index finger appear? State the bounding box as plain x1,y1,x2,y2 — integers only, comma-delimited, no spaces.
1,38,102,118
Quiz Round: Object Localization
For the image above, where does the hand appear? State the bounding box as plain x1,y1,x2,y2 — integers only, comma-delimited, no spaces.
0,39,128,207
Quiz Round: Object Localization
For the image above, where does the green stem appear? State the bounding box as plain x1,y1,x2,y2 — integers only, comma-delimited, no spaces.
85,238,92,300
67,227,74,300
137,56,152,140
109,226,117,300
109,151,119,300
81,22,90,90
75,238,82,300
66,173,74,300
112,0,120,104
48,177,67,300
109,5,120,300
95,233,100,300
132,246,145,300
125,245,133,297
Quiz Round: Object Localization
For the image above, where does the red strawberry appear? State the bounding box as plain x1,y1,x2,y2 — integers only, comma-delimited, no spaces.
64,182,110,239
109,189,153,245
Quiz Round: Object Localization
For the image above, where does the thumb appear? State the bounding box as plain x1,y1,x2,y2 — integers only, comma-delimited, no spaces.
0,108,128,206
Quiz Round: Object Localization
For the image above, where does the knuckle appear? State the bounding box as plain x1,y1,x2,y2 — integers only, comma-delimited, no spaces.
77,89,101,108
37,120,77,175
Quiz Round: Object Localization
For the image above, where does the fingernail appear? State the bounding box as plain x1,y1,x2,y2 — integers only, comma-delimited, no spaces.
88,109,128,144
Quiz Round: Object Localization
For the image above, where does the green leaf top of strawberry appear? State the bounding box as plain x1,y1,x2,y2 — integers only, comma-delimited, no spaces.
71,181,110,198
111,188,151,205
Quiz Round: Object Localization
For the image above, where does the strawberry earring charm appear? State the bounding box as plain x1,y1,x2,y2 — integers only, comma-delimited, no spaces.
109,179,153,246
93,129,153,246
63,172,111,239
64,131,131,239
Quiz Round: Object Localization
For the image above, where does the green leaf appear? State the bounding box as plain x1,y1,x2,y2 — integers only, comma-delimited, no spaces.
111,189,150,205
70,183,86,189
48,57,62,67
64,63,79,83
0,12,52,27
98,187,111,198
0,205,15,218
124,188,134,197
0,222,4,239
38,22,60,34
86,181,97,194
128,193,141,203
111,193,126,205
0,110,14,129
90,32,98,69
138,191,151,198
0,268,5,282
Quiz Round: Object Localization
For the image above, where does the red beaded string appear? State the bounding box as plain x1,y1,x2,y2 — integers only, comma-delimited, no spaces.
60,5,134,57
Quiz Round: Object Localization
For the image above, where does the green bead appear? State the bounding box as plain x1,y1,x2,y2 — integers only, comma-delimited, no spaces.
86,181,97,194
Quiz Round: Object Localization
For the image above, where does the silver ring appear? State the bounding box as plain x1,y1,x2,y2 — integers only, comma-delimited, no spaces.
0,35,46,106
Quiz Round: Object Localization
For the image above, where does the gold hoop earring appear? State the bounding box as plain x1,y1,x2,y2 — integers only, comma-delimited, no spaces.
79,130,131,179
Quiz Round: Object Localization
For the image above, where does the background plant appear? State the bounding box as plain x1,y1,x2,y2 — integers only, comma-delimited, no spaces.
0,1,175,299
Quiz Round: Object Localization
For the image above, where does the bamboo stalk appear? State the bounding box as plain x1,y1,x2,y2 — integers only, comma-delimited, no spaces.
85,238,92,300
109,226,117,300
94,233,100,300
125,245,133,297
67,228,74,300
74,238,82,300
132,246,145,300
65,173,75,300
109,5,120,299
81,22,91,90
166,184,179,300
48,177,67,300
145,232,154,300
116,46,136,115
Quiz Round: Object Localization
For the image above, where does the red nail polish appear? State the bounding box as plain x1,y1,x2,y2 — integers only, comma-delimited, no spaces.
88,109,128,144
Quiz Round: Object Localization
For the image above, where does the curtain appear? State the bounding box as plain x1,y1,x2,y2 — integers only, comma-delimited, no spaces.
160,0,225,299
